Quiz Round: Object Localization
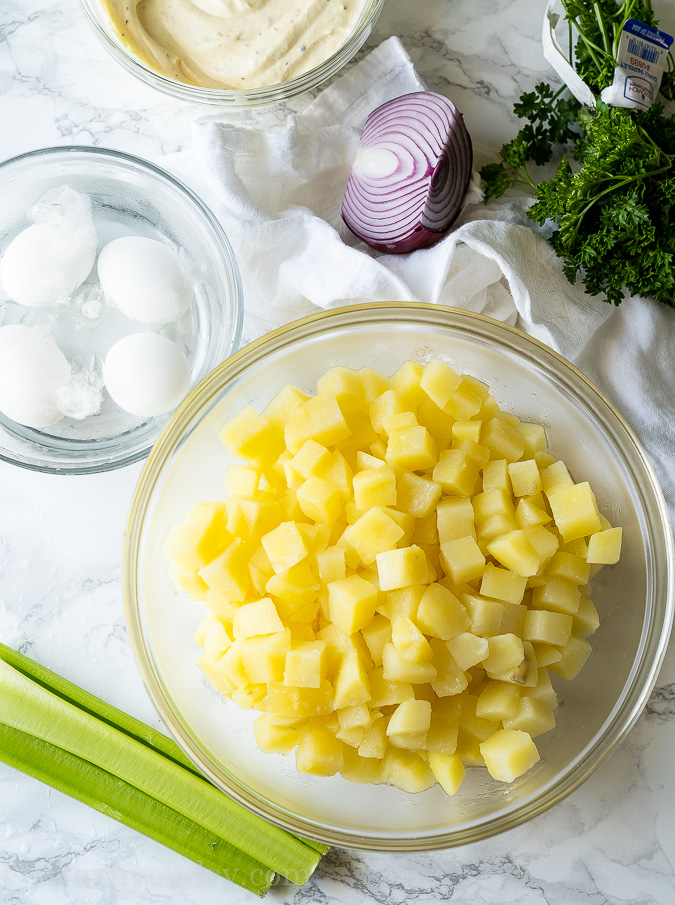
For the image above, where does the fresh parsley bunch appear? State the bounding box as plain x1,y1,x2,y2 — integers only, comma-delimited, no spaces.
481,0,675,306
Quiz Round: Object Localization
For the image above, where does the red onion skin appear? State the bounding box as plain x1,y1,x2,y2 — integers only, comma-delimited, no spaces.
342,91,473,254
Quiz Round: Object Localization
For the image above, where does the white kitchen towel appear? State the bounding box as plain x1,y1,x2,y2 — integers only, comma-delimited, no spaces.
180,36,675,517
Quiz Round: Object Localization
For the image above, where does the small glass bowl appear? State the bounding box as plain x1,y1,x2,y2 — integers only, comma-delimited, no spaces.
124,304,673,849
0,147,243,474
79,0,386,107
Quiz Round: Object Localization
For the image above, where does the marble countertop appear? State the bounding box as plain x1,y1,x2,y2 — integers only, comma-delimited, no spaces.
1,1,674,903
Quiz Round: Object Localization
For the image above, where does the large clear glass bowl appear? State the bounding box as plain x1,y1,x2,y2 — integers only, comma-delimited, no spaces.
0,147,243,474
124,303,674,849
79,0,385,107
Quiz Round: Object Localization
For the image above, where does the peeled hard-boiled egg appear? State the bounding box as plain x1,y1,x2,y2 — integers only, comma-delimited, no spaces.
103,333,191,417
97,236,193,326
0,325,71,428
0,222,97,307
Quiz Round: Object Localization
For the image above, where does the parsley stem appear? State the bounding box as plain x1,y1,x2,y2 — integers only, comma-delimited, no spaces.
593,3,612,56
570,162,673,243
570,17,606,75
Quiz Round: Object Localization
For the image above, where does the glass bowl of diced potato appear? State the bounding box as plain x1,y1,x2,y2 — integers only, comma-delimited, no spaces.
124,303,674,850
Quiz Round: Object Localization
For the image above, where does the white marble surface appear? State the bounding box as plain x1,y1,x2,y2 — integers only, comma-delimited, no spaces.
1,1,675,903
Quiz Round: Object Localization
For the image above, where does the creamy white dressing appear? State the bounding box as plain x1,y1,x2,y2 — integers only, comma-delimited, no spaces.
104,0,365,90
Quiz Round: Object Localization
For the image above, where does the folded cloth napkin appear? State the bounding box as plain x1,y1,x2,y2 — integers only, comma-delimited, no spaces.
171,36,675,521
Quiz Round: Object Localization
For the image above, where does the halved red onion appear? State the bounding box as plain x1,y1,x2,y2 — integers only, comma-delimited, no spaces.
342,91,473,253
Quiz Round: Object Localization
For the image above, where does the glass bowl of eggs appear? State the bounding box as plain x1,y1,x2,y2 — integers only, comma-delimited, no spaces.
79,0,385,107
124,303,673,849
0,146,243,474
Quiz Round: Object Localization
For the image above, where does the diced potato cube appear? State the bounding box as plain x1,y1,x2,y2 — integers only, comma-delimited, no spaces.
425,697,463,754
284,393,351,454
296,729,344,776
369,389,406,435
548,633,592,679
368,666,414,708
440,536,485,585
518,422,548,457
443,375,486,420
316,365,363,407
219,405,283,462
462,594,505,637
523,609,574,647
433,449,479,497
261,521,308,574
296,476,342,525
473,488,514,523
264,680,334,718
165,501,230,593
240,629,292,684
428,752,466,796
508,460,542,497
548,482,602,542
545,551,591,585
358,716,388,759
482,634,525,677
360,614,393,666
223,464,261,498
262,384,309,430
382,643,437,684
476,681,522,721
487,529,542,578
391,616,433,662
341,507,404,565
416,583,469,640
447,633,489,671
382,586,423,622
290,439,331,479
316,546,346,585
198,538,250,603
479,562,526,605
532,643,563,668
337,703,372,731
532,578,581,616
479,729,540,782
586,527,622,564
202,620,233,655
352,466,397,510
420,359,461,409
233,598,284,639
390,360,426,408
452,420,482,443
359,366,390,402
387,699,432,749
376,545,428,592
436,497,475,543
417,399,455,440
253,713,301,755
503,697,556,738
381,411,417,435
265,562,320,620
573,594,600,636
396,472,442,518
541,460,574,496
386,425,437,470
383,749,436,793
411,513,438,545
327,574,378,635
515,497,552,529
429,639,468,697
482,459,510,492
333,649,372,709
317,450,353,497
481,417,525,463
500,602,527,637
522,524,559,568
283,640,328,688
528,668,559,710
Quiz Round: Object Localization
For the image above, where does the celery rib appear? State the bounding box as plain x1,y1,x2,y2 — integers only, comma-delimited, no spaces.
0,642,200,776
0,660,322,884
0,722,273,897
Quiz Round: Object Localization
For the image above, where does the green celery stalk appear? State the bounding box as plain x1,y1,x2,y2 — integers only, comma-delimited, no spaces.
0,644,328,857
0,721,273,896
0,641,199,776
0,660,322,885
